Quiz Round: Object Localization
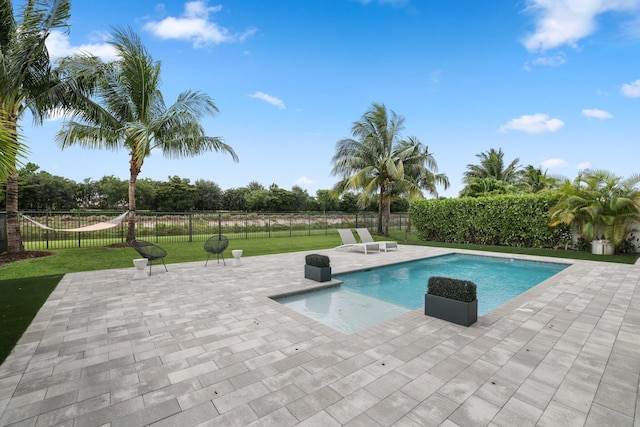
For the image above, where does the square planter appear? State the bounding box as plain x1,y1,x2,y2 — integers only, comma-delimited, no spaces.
425,293,477,326
304,265,331,282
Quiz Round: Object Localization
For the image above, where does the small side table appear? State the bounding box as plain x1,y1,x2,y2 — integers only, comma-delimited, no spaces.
133,258,148,279
232,249,243,266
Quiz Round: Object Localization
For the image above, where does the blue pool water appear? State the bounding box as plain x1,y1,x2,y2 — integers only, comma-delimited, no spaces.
276,253,569,334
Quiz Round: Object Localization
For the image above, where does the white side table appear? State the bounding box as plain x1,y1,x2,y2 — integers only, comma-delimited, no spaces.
232,249,243,266
133,258,148,279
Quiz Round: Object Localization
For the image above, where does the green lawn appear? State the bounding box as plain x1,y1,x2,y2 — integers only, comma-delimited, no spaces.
0,275,62,364
1,233,637,365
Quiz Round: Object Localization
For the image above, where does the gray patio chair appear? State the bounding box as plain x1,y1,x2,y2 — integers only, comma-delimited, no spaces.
131,239,168,275
204,235,229,266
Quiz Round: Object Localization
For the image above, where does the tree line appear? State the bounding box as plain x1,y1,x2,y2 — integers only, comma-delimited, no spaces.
1,162,411,213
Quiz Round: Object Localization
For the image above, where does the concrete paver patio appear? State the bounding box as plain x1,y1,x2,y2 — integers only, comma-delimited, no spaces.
0,246,638,426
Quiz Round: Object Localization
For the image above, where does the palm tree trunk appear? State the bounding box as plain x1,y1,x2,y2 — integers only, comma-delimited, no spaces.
384,196,391,237
377,187,384,235
5,171,25,253
126,157,141,242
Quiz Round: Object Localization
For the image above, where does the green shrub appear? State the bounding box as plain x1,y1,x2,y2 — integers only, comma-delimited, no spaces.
409,194,569,249
427,276,477,302
305,253,331,268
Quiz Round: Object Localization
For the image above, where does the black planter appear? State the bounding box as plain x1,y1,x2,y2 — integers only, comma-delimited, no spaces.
304,265,332,282
425,293,477,326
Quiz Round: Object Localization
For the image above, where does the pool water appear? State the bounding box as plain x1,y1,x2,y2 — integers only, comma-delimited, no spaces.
275,253,569,334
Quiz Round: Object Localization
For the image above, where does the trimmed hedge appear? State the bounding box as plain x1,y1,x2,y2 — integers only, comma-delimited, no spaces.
305,253,331,268
409,194,571,248
427,276,477,302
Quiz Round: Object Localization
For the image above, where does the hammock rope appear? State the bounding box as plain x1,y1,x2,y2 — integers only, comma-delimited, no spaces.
21,211,130,232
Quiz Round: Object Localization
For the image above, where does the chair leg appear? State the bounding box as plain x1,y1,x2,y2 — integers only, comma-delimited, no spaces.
205,254,211,267
219,253,225,266
161,259,168,272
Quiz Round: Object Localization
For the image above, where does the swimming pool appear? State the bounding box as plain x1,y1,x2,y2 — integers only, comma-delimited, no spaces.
275,253,569,334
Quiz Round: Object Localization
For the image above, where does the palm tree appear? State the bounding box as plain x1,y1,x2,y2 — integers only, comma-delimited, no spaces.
55,27,238,241
518,165,558,193
332,103,448,236
549,169,640,249
1,0,71,254
461,148,521,196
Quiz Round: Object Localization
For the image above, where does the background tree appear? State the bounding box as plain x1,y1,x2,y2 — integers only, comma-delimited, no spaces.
96,175,128,209
518,165,558,193
1,0,71,253
461,148,521,196
332,103,448,235
76,178,101,208
222,187,249,211
194,179,223,210
315,189,340,212
55,27,238,241
154,176,198,211
291,185,311,211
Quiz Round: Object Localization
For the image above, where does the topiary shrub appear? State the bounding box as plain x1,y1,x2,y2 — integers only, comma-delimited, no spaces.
305,254,331,268
427,276,476,303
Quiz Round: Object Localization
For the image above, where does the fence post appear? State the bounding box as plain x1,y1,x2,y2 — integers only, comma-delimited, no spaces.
189,213,193,242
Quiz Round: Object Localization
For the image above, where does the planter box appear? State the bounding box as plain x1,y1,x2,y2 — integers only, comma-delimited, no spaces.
591,239,614,255
304,265,331,282
425,293,477,326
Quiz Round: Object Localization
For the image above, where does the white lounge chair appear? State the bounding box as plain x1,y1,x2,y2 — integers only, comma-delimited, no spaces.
355,228,398,252
335,229,379,254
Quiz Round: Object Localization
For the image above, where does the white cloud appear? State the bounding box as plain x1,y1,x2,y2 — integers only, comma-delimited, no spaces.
577,162,591,171
47,30,117,62
295,176,315,188
621,79,640,97
248,92,286,109
143,1,256,47
499,113,565,134
532,53,566,67
581,108,613,119
540,158,568,169
522,0,640,52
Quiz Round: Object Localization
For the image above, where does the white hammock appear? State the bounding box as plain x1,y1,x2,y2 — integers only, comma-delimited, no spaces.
22,211,129,232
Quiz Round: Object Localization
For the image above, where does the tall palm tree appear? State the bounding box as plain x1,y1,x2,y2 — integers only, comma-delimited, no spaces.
332,103,448,236
1,0,70,253
55,27,238,241
518,165,558,193
461,148,521,196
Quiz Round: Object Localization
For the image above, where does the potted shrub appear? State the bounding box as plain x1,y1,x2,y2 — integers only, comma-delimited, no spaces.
425,276,477,326
304,254,331,282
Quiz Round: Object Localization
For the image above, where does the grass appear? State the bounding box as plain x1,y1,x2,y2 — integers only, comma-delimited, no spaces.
1,232,637,365
0,275,63,364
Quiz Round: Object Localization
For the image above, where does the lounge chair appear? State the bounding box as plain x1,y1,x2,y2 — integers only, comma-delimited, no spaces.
335,229,379,254
204,235,229,266
131,239,168,275
355,228,398,252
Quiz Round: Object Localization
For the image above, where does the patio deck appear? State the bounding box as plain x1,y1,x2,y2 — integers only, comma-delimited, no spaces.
0,246,638,426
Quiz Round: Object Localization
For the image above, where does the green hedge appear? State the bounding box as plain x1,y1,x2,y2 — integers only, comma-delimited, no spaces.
427,276,477,302
409,194,570,248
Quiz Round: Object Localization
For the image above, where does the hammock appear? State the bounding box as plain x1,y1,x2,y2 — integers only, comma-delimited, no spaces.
22,211,129,232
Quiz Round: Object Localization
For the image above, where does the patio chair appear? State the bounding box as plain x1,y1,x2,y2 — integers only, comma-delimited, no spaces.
204,235,229,266
335,229,379,254
355,228,398,252
131,239,168,275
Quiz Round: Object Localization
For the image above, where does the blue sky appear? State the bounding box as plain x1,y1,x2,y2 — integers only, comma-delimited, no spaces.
21,0,640,198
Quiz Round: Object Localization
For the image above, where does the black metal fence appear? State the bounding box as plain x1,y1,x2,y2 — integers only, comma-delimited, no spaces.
9,211,411,250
